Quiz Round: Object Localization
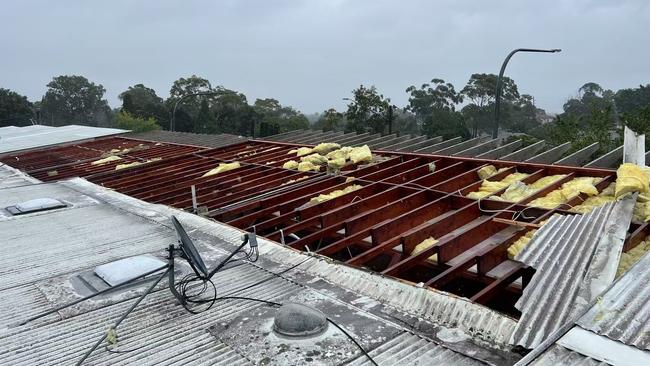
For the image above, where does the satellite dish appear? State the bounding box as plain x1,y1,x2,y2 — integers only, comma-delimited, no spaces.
171,215,209,279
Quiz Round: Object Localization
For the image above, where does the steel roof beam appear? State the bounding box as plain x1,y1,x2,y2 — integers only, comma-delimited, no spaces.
525,142,571,163
476,139,523,159
381,135,427,151
371,135,413,149
267,129,309,141
499,140,546,161
454,138,500,157
584,145,623,168
393,136,443,152
433,137,490,155
413,137,462,153
554,142,599,166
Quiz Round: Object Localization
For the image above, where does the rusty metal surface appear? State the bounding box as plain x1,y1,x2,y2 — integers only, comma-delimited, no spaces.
0,135,626,320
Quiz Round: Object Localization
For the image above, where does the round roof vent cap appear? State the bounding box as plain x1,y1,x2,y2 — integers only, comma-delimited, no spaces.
273,303,328,338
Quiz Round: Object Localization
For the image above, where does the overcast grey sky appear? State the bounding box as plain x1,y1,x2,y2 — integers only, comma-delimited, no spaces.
1,0,649,114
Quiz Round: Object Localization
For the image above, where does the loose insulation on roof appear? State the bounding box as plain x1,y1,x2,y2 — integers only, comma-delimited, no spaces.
511,203,616,349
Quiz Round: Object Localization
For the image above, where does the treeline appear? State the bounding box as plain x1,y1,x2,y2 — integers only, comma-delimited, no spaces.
1,74,649,148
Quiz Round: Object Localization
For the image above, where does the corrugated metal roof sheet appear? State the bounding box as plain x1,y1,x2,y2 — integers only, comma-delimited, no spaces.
344,331,485,365
511,203,615,348
576,250,650,351
0,125,127,154
125,130,246,149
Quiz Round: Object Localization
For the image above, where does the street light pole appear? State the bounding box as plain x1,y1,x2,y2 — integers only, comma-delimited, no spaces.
493,48,561,139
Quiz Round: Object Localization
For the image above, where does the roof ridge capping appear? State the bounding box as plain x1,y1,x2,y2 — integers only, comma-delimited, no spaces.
62,177,518,350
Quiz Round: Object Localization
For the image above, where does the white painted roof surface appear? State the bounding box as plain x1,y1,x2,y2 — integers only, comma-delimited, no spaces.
0,177,513,365
0,124,127,154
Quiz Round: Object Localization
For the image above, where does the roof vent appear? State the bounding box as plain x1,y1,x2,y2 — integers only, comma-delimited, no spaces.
94,255,166,287
273,303,328,338
5,198,66,215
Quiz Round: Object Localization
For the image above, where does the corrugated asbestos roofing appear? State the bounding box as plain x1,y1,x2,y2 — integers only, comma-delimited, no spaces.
510,203,616,348
576,249,650,351
0,124,127,154
0,167,515,365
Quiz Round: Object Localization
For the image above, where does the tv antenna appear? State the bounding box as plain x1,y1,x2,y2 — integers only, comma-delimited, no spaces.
19,215,259,365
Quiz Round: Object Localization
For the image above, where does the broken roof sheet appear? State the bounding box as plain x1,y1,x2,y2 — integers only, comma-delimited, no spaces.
0,177,515,365
510,203,616,348
576,249,650,351
0,124,127,154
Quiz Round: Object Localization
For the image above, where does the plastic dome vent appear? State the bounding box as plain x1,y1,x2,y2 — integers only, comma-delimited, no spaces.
272,303,328,338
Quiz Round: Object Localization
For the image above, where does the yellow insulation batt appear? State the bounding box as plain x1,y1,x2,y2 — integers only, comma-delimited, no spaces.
529,175,566,190
283,160,299,170
508,229,538,259
115,161,143,170
91,155,122,165
528,176,601,209
298,161,320,172
281,176,309,186
308,184,363,204
507,218,550,258
615,163,649,198
312,142,341,154
411,237,439,262
300,153,328,166
617,235,650,277
326,147,354,161
466,172,529,200
287,147,313,157
477,165,510,180
328,158,347,170
349,145,373,164
202,162,241,177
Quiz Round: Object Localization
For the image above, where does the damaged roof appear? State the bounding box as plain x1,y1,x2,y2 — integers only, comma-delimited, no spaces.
2,125,650,364
0,168,516,365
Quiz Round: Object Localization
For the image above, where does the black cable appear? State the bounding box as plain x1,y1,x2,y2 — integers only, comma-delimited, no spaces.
210,296,378,366
327,317,379,366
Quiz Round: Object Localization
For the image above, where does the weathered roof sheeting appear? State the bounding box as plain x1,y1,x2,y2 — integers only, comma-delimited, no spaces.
576,250,650,351
125,130,246,149
0,178,504,365
511,203,616,348
0,124,127,154
0,163,40,188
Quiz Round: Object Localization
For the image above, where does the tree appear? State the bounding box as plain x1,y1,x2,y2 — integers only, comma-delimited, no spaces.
40,75,112,126
254,98,309,136
0,88,33,126
620,106,650,148
461,73,519,107
345,85,390,134
119,84,167,127
460,73,520,135
167,75,215,132
506,94,541,133
406,78,462,138
316,108,344,132
561,82,614,123
113,111,160,133
615,84,650,115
